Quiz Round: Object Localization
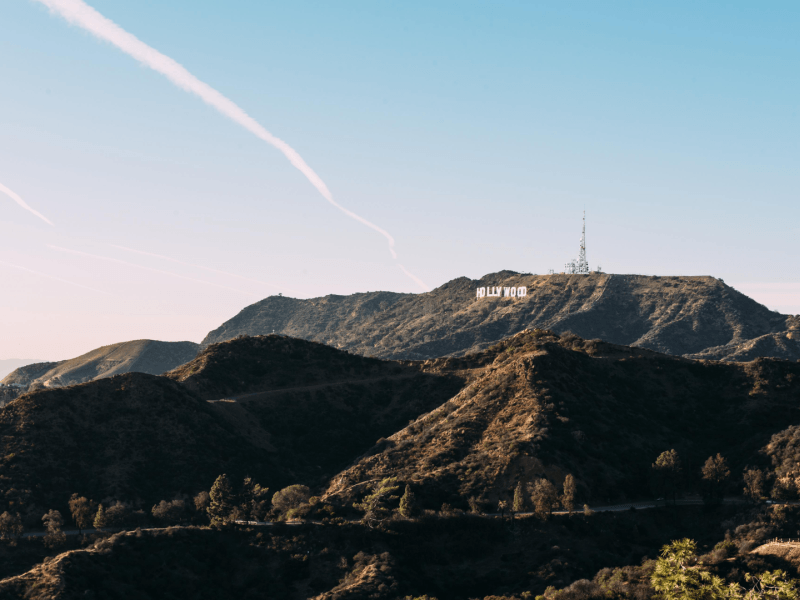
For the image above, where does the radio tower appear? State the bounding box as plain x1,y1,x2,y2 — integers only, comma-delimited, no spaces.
564,211,590,274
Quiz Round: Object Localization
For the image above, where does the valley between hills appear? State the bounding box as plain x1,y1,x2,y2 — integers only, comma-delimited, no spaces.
1,274,800,599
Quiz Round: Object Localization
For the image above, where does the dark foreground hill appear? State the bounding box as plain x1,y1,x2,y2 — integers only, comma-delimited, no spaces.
201,272,800,362
326,329,800,508
0,340,199,390
0,373,276,512
0,506,762,600
4,334,800,599
164,335,468,482
0,336,465,511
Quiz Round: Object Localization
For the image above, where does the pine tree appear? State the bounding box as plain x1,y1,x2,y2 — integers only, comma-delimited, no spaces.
354,477,400,527
398,484,417,518
93,504,107,529
0,512,23,545
512,481,526,513
69,494,95,534
208,474,235,525
701,454,730,505
561,474,577,513
652,449,682,504
42,509,66,549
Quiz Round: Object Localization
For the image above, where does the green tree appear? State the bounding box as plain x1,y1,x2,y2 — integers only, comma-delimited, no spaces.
738,570,800,600
42,509,66,549
240,477,270,521
653,449,682,504
562,474,577,513
0,512,23,545
151,499,186,525
93,504,107,529
194,491,211,516
743,469,765,504
271,484,311,518
398,484,417,518
68,494,95,534
701,454,730,505
651,538,730,600
531,478,558,520
208,474,236,525
354,477,400,527
512,481,526,513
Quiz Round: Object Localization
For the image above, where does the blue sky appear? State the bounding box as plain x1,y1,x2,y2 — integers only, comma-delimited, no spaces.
1,1,798,359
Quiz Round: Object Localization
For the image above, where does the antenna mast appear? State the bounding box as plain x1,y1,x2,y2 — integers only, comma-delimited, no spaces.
564,211,590,274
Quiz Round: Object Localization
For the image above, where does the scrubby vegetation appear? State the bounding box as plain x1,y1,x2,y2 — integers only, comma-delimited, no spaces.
3,330,800,598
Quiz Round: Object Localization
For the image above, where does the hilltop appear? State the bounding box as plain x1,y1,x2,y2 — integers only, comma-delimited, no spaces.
201,272,800,362
0,340,199,390
0,360,44,381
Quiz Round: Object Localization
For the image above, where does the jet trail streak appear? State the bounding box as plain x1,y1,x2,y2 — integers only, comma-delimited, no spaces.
33,0,418,279
0,259,108,294
0,182,53,226
48,245,254,296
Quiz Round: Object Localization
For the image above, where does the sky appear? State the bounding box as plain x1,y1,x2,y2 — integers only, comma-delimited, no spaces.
1,0,798,360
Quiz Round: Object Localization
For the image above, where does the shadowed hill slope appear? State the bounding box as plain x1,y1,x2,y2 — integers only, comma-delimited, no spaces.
0,373,276,511
201,272,800,362
0,336,467,510
325,329,800,508
0,340,199,389
166,335,469,481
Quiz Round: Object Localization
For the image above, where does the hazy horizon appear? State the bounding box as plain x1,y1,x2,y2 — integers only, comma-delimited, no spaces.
2,1,798,360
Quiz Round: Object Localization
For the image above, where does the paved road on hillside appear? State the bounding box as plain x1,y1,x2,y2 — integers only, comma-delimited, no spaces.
209,374,419,403
21,498,793,538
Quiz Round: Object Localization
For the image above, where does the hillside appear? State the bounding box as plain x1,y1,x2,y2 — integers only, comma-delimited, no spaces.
165,335,469,482
201,272,800,362
0,340,199,389
0,336,466,511
0,373,276,511
325,329,800,508
0,359,44,381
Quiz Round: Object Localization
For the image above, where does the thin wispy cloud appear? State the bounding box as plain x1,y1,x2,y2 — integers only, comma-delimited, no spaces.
33,0,429,290
48,245,255,296
108,243,301,297
0,182,53,226
0,259,108,294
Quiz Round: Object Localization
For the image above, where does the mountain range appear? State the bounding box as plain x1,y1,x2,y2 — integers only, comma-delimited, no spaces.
202,272,800,362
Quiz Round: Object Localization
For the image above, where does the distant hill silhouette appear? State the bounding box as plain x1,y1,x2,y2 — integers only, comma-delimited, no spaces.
0,340,199,390
0,359,44,380
201,272,800,362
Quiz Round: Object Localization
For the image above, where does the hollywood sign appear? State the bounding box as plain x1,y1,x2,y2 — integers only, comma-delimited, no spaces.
476,286,527,299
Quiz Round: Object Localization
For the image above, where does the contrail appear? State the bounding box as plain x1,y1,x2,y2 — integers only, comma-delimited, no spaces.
398,265,430,292
48,245,255,296
108,243,301,296
0,182,53,226
0,259,109,294
32,0,409,270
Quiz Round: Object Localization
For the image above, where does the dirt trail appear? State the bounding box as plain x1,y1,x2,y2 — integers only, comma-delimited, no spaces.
208,373,419,403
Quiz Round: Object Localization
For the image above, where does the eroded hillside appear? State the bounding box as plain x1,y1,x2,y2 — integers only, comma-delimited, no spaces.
326,329,800,508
